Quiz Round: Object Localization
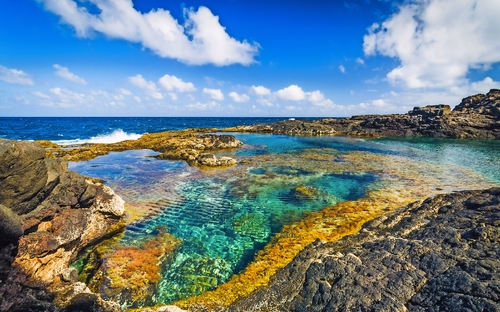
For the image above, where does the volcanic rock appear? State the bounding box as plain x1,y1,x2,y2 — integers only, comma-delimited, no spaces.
227,188,500,311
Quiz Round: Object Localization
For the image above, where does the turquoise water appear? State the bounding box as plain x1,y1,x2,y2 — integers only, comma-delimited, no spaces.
69,133,500,308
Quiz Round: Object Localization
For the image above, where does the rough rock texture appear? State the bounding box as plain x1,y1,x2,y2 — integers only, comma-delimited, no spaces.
42,130,243,166
226,89,500,139
0,139,124,312
227,188,500,311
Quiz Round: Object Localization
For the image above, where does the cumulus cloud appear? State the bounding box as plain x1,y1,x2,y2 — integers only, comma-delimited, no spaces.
275,85,306,101
203,88,224,100
307,90,336,108
363,0,500,88
119,88,132,95
159,74,196,92
186,101,220,110
0,65,34,86
339,65,346,73
251,85,271,96
50,87,86,107
53,64,87,85
229,91,249,103
470,77,500,93
39,1,259,66
356,58,364,65
128,74,163,99
32,91,51,99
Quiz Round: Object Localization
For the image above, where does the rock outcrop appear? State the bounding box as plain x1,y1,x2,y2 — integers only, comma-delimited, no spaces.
226,89,500,139
41,130,242,167
0,139,125,312
226,188,500,311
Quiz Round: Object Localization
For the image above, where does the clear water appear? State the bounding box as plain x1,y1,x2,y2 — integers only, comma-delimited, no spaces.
68,133,500,308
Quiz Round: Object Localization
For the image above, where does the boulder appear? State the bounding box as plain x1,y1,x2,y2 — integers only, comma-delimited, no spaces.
0,140,125,312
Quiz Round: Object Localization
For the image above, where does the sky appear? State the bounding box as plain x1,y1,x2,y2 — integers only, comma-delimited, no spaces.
1,0,499,117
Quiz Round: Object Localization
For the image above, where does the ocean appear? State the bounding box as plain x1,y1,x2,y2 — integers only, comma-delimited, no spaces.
2,117,500,308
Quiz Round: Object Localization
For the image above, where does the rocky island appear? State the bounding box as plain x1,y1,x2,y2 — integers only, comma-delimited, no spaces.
0,90,499,311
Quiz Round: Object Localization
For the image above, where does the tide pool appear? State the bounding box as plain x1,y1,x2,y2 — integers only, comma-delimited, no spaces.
69,133,500,309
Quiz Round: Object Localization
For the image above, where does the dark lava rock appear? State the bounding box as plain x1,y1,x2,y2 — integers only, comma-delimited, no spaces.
227,188,500,311
230,89,500,139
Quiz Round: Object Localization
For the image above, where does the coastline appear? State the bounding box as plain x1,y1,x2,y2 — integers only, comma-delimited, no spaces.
0,90,499,311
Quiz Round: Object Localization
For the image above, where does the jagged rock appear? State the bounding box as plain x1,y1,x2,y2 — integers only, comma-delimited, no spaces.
0,140,125,312
227,89,500,139
227,188,500,311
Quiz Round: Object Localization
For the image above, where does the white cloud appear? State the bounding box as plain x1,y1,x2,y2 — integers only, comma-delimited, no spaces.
128,74,163,99
0,65,34,86
470,77,500,94
50,87,86,107
134,96,142,103
363,0,500,88
229,91,249,103
275,85,306,101
32,91,51,99
356,58,364,65
119,88,132,95
159,74,196,92
251,85,271,96
168,92,178,100
257,98,274,107
186,101,220,110
307,90,336,108
339,65,346,73
53,64,87,85
39,1,259,66
203,88,224,100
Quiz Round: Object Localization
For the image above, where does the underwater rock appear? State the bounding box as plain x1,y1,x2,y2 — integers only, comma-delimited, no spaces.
226,89,500,139
226,188,500,311
0,139,125,312
294,185,319,200
85,227,182,309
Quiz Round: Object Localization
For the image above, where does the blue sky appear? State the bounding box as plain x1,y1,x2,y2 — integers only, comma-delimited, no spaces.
1,0,499,117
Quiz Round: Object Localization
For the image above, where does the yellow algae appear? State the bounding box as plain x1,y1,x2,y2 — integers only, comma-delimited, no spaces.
173,150,496,309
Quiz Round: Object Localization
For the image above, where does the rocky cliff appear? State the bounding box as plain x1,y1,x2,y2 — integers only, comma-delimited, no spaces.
226,89,500,139
0,139,125,312
226,188,500,311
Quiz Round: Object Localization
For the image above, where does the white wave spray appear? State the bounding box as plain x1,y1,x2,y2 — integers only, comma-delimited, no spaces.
54,129,142,145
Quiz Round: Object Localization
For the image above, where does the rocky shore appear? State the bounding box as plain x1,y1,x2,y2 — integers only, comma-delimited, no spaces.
226,89,500,139
0,139,125,311
226,188,500,311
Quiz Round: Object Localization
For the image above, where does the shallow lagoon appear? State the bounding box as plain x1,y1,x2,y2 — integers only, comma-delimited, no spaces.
69,134,500,309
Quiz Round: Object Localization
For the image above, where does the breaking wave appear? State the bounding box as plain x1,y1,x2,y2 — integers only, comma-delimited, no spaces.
53,129,142,145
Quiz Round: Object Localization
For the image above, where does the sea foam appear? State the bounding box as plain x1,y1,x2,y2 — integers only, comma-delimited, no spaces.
54,129,142,145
